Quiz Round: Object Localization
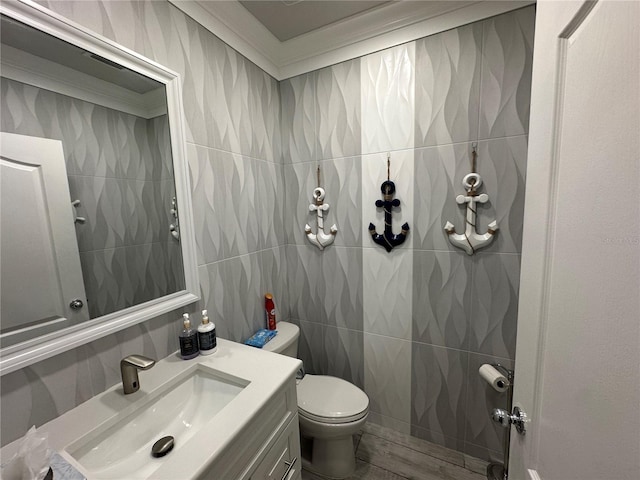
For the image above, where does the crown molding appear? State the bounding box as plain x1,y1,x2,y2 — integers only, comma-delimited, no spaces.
169,0,535,80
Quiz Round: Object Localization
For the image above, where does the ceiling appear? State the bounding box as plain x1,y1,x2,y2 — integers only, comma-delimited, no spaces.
238,1,391,41
170,0,534,80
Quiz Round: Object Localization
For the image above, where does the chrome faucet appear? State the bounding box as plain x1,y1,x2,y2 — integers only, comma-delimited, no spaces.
120,355,155,394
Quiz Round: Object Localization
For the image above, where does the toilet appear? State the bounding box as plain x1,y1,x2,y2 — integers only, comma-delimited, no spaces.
262,322,369,479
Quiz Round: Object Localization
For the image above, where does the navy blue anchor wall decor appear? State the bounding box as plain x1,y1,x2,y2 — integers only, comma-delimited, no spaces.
368,154,409,252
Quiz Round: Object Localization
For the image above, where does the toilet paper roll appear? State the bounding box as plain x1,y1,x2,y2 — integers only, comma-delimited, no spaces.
479,364,509,393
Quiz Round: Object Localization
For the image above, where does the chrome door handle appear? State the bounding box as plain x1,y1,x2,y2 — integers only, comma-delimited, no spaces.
69,299,84,310
492,406,528,435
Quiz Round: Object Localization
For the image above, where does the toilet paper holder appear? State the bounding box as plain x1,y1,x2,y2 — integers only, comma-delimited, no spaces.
484,363,516,480
492,363,513,389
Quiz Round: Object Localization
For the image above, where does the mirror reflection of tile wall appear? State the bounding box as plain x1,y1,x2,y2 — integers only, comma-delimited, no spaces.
0,77,185,318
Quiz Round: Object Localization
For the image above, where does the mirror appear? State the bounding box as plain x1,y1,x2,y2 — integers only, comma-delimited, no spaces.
0,1,199,374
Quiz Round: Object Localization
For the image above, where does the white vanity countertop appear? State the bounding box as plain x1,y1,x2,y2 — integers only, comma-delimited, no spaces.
1,339,301,479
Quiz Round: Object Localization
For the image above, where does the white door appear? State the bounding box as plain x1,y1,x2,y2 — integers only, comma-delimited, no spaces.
510,1,639,479
1,132,89,347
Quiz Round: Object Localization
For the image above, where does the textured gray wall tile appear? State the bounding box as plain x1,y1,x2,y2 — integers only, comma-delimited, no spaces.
80,243,184,318
315,59,361,160
198,261,228,338
286,245,362,330
188,144,226,265
475,136,528,254
283,163,309,245
412,251,472,349
465,353,514,458
297,319,327,375
198,253,264,342
148,115,175,181
320,247,363,331
478,6,535,139
257,160,285,249
0,349,92,446
366,412,412,435
287,244,324,325
67,175,128,252
221,153,260,257
361,43,415,154
410,424,465,453
204,39,254,156
250,64,281,162
463,441,503,465
324,326,364,389
280,73,316,163
415,22,482,147
364,333,412,424
220,253,263,343
1,369,35,447
363,248,413,340
163,10,209,145
69,175,175,252
34,0,148,55
411,342,469,442
468,254,521,359
136,0,176,66
0,78,168,180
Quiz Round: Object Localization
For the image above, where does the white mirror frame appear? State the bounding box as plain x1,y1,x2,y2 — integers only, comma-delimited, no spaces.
0,0,199,375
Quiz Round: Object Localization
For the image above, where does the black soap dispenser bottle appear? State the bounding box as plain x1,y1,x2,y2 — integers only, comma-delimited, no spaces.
179,313,199,360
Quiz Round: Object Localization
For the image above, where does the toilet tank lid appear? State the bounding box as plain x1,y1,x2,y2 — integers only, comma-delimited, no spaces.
262,321,299,353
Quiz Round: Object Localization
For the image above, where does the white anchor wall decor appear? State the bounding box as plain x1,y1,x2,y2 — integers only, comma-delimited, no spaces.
444,145,498,255
305,166,338,250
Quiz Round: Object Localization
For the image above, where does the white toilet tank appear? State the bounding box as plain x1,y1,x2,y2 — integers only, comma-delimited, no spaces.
262,322,299,358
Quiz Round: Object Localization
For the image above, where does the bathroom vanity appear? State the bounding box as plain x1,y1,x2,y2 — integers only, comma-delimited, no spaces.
0,340,302,480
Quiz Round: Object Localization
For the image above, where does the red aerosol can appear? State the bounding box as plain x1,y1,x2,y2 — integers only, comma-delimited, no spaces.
265,293,276,330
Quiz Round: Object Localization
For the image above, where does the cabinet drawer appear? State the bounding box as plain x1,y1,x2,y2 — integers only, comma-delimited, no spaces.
251,415,300,480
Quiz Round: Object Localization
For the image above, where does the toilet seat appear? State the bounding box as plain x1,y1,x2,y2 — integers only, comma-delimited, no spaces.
297,375,369,425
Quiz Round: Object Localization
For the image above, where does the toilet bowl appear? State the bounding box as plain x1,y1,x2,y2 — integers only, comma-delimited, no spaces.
262,322,369,479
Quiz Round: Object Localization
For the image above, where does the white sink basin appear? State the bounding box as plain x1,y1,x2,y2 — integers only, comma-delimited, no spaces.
66,365,248,479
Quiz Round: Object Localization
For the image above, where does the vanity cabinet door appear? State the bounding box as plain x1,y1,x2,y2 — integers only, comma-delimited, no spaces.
251,414,301,480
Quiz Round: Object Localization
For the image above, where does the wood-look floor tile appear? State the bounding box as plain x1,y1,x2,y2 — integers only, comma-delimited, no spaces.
301,468,327,480
463,454,489,475
357,434,485,480
363,423,465,467
301,460,408,480
351,459,409,479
